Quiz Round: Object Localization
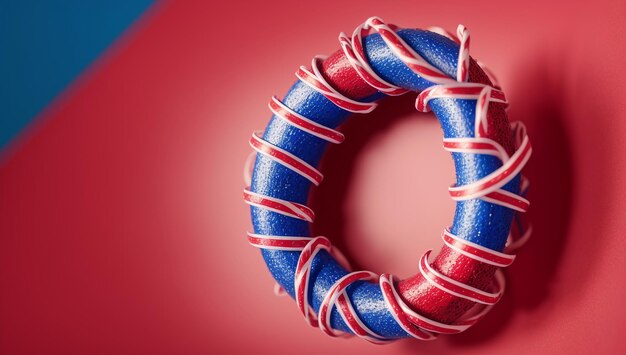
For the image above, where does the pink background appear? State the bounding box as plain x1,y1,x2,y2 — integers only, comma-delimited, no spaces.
1,0,625,353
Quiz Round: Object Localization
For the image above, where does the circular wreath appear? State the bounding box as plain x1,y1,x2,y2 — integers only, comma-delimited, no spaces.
243,17,532,342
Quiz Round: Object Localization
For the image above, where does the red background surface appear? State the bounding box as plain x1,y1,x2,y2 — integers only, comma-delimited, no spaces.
1,0,625,354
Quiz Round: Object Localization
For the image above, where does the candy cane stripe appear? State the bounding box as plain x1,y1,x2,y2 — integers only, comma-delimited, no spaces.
379,274,436,340
249,131,323,186
416,84,507,112
419,251,501,305
295,236,332,326
339,33,407,96
318,271,390,343
243,188,314,222
247,232,313,251
269,96,345,144
442,229,515,267
456,25,470,82
483,189,530,212
296,57,377,113
449,137,532,200
443,137,509,160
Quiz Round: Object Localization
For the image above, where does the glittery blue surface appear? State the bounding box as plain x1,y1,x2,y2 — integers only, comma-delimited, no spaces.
249,29,519,338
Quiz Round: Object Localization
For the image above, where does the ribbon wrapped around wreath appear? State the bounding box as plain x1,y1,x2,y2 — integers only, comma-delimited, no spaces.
243,16,531,342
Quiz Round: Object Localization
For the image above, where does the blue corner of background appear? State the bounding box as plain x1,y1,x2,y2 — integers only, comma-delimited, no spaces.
0,0,155,149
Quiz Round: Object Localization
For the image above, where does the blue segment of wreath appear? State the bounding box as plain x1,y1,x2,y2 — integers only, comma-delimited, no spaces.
250,29,519,338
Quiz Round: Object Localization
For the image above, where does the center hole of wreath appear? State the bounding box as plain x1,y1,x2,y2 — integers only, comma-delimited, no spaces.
311,95,455,278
